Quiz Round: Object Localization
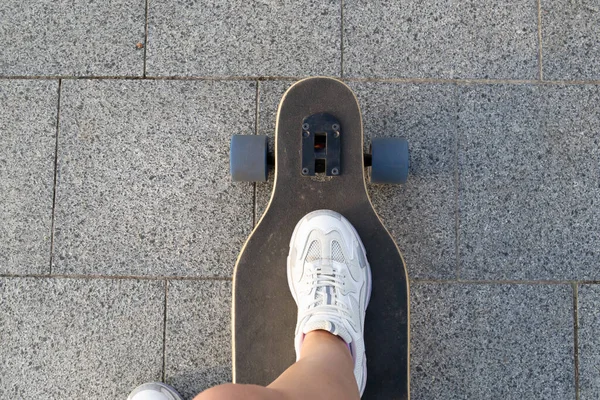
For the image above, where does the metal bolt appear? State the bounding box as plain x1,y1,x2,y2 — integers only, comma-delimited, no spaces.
332,123,340,131
333,131,340,138
302,168,309,175
331,168,339,175
302,131,309,138
302,123,310,130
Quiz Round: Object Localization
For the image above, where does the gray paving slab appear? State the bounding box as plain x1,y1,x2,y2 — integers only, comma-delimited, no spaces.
165,280,231,399
343,0,539,79
578,285,600,400
0,80,57,275
458,84,600,280
54,80,255,277
352,82,458,279
411,283,574,400
0,277,164,399
257,81,457,279
542,0,600,80
0,0,145,76
147,0,341,77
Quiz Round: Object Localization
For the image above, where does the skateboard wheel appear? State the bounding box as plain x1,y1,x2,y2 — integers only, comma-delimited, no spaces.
230,135,268,182
370,137,409,184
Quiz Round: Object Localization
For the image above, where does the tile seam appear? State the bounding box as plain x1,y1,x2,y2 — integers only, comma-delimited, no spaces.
0,273,233,281
48,79,62,276
573,283,580,400
537,0,544,80
454,84,461,280
340,0,344,78
3,273,600,285
2,76,600,85
162,279,168,383
143,0,149,77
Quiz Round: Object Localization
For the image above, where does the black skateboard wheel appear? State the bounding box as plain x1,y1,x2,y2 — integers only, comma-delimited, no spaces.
370,137,409,184
230,135,268,182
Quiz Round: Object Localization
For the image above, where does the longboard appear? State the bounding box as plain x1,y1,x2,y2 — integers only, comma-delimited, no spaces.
232,77,410,399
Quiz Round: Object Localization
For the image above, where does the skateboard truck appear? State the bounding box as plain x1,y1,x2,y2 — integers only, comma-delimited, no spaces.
301,113,341,177
230,100,408,184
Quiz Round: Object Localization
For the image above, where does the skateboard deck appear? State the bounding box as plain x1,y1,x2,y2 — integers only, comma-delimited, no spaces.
232,77,410,399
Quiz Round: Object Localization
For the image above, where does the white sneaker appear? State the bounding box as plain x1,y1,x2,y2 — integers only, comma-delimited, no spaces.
127,382,184,400
287,209,372,396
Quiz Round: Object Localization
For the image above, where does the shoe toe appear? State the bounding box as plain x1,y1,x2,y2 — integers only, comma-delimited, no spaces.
127,382,184,400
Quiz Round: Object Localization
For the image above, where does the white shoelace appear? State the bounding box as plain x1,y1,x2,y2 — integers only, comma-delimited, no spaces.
298,264,353,322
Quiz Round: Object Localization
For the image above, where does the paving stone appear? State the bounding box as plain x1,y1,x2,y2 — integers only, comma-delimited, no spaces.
578,285,600,400
54,80,255,277
343,0,538,79
0,277,164,399
411,283,574,400
147,0,341,77
542,0,600,80
0,0,145,76
0,80,57,275
458,84,600,280
352,82,458,279
165,280,231,399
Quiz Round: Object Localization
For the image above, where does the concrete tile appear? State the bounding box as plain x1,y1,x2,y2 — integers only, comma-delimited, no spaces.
0,80,57,275
578,285,600,400
0,0,145,76
0,277,164,399
257,81,458,279
411,283,574,400
458,85,600,280
352,82,458,279
147,0,341,77
165,280,231,399
542,0,600,80
54,80,255,277
343,0,538,79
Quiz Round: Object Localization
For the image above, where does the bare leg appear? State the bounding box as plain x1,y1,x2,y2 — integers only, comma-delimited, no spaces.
198,211,369,400
129,211,369,400
194,330,359,400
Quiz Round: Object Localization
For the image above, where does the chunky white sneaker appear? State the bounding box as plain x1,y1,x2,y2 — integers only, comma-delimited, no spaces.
287,209,372,396
127,382,184,400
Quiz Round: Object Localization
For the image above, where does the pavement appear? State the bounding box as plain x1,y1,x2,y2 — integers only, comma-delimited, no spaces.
1,0,599,399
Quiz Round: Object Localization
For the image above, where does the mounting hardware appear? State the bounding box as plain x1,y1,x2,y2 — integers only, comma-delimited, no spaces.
301,113,341,176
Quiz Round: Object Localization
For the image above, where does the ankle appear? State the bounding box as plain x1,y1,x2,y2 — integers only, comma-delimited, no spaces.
300,330,352,360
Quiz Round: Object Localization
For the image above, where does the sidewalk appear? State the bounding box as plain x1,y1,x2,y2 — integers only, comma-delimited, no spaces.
1,0,599,399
